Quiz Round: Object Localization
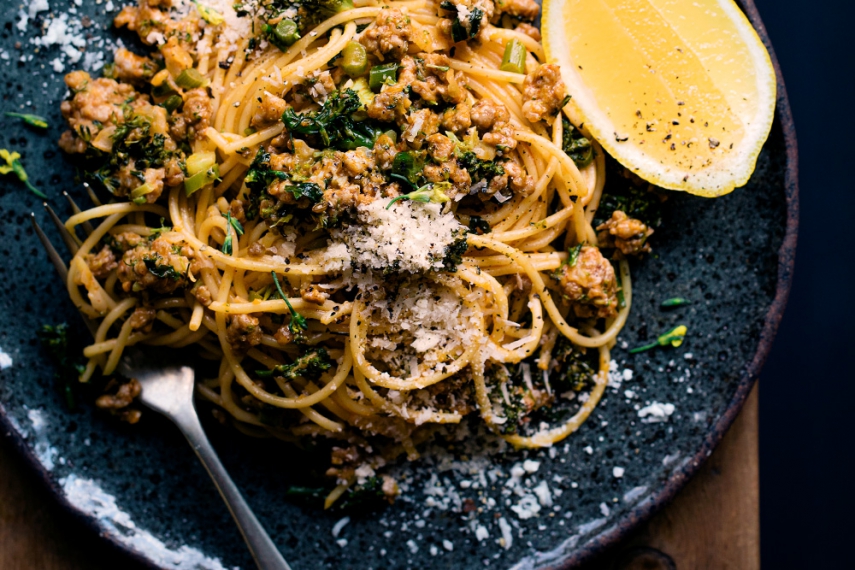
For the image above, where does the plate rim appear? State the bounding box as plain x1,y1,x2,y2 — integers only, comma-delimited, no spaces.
0,0,798,567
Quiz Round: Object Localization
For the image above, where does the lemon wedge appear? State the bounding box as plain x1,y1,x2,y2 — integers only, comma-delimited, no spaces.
542,0,777,197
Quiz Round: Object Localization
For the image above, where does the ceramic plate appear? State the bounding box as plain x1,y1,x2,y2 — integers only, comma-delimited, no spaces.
0,1,797,568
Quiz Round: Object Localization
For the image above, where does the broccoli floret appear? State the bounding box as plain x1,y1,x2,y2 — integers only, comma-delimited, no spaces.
257,347,333,380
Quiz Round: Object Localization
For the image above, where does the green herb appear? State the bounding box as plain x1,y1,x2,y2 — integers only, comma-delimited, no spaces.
143,257,184,280
629,325,688,354
5,112,48,129
0,149,46,198
500,39,526,74
661,297,691,308
149,217,172,239
341,41,368,76
567,243,583,267
271,271,308,341
257,347,332,380
335,476,389,510
37,323,85,410
222,212,238,254
615,263,626,308
385,182,451,209
266,19,300,50
561,117,593,168
369,63,399,91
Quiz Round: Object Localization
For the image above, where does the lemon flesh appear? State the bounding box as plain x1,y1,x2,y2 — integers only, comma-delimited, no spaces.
543,0,777,197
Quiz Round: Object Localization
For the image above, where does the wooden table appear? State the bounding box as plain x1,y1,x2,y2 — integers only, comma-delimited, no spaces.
0,387,759,570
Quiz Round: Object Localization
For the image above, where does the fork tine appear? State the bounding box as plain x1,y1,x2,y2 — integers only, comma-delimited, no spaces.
63,191,96,236
31,214,100,338
43,202,81,255
83,182,103,207
30,214,69,282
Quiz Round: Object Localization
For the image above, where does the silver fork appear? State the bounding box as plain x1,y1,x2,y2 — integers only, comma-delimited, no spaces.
32,204,292,570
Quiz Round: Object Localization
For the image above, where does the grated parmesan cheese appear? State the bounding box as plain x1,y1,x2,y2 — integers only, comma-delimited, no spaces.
638,402,676,423
328,200,463,274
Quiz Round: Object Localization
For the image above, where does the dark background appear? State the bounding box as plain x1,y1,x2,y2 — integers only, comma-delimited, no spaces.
754,0,855,567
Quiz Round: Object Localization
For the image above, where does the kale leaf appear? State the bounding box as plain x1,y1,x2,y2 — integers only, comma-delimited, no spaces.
561,117,593,168
593,156,664,228
282,89,379,150
457,151,504,184
143,257,184,280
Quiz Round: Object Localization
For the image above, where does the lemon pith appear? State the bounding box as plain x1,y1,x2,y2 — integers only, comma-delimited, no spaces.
542,0,777,197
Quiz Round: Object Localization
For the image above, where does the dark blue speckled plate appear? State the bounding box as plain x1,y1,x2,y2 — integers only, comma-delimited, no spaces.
0,1,797,569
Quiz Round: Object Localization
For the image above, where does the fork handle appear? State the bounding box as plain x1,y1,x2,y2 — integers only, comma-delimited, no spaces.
172,406,292,570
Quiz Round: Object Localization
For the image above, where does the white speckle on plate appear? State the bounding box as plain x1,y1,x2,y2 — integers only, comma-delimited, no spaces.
0,347,13,369
61,476,228,569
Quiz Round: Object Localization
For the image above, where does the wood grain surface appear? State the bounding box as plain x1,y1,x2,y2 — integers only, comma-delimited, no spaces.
0,386,759,570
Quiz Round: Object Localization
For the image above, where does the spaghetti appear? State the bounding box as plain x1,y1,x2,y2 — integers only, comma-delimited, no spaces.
58,0,655,505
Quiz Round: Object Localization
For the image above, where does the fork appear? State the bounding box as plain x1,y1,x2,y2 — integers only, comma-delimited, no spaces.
32,201,292,570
